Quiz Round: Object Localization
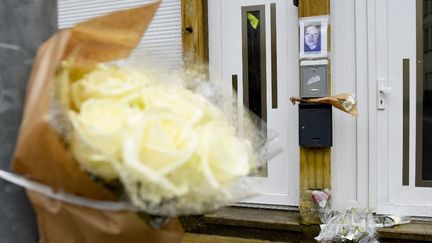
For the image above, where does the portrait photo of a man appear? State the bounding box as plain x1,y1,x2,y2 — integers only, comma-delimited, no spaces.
299,16,328,58
304,24,321,52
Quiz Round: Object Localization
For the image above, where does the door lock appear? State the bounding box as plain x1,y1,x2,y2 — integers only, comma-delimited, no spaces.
377,79,391,110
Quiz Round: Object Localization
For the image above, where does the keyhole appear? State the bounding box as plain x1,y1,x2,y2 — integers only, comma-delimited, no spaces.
380,100,383,105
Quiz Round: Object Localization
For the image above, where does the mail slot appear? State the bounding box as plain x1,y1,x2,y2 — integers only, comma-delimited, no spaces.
299,103,332,147
300,60,328,98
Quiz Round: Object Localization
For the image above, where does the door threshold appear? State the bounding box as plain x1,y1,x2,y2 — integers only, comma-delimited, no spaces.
375,214,432,222
405,216,432,222
231,202,299,211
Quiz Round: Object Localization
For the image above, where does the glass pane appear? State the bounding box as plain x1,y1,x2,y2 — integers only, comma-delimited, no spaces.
242,6,267,177
422,0,432,180
424,27,430,52
245,10,266,121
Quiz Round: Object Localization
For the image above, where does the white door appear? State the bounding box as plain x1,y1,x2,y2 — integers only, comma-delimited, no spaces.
375,0,432,216
330,0,370,210
208,0,299,206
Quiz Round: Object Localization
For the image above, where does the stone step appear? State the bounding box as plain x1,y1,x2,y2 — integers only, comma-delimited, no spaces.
181,207,432,242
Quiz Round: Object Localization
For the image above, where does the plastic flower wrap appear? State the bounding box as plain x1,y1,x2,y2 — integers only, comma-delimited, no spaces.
315,208,377,243
52,62,270,216
312,189,332,223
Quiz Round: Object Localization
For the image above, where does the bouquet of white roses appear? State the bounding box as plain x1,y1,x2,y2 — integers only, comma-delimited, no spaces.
54,62,263,216
8,3,276,242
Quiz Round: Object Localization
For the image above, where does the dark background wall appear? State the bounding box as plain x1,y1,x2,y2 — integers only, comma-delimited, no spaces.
0,0,57,242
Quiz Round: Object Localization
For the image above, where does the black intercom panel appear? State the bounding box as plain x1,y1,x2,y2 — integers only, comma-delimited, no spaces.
299,103,332,147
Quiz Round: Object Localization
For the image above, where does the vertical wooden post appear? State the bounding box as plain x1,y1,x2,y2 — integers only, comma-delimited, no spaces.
298,0,331,225
180,1,209,231
181,0,208,70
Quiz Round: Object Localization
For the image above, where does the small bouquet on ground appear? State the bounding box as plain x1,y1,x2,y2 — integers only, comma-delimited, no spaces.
315,208,378,243
9,2,273,242
312,189,332,223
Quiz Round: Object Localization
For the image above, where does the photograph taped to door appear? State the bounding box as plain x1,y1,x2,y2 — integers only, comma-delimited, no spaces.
299,15,329,59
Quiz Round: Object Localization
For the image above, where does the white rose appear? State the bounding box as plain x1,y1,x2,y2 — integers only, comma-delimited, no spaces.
141,85,224,125
341,95,356,111
121,109,199,203
71,65,149,110
69,99,135,180
196,121,251,188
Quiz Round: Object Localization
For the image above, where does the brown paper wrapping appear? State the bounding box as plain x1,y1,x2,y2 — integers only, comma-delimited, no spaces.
28,191,183,243
12,2,184,242
290,93,358,117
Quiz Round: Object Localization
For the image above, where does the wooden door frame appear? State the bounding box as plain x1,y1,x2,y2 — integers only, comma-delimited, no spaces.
181,0,209,70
